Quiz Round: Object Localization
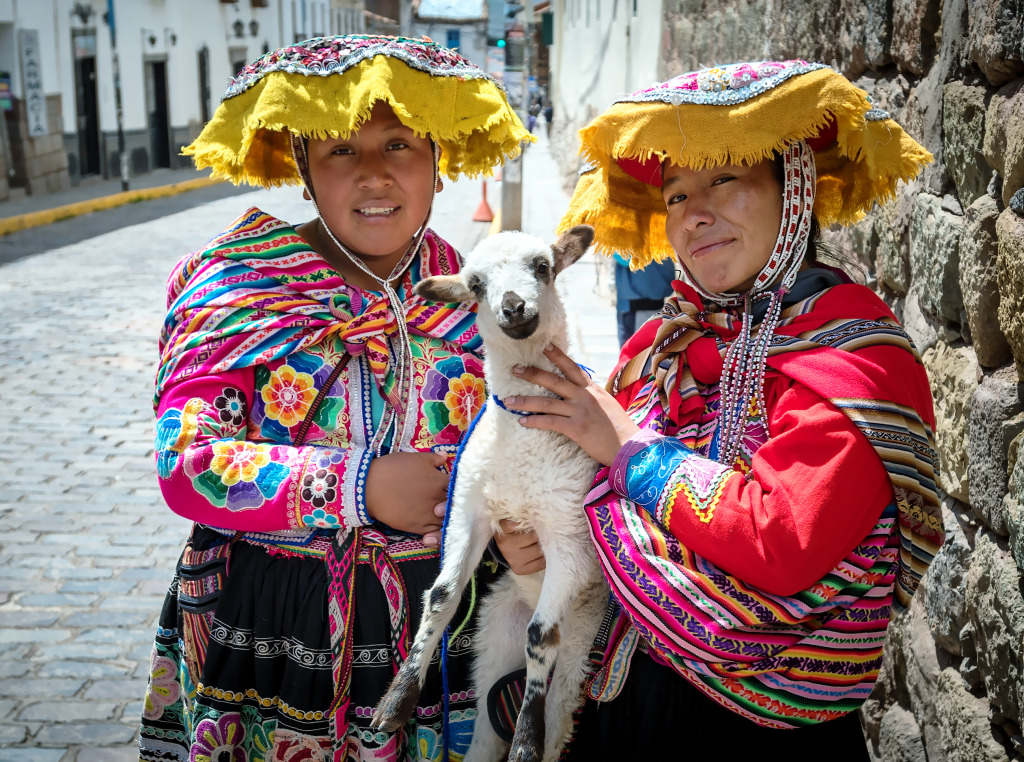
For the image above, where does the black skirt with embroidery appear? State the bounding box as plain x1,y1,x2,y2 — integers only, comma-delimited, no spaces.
139,525,498,762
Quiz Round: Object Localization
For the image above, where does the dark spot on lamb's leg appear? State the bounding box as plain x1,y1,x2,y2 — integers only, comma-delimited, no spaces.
428,582,453,614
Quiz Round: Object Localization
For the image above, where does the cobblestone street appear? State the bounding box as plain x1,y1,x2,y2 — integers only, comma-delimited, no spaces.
0,136,617,761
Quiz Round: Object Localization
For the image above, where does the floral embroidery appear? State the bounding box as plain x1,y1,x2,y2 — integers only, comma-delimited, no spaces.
190,441,289,511
190,713,247,762
301,469,338,509
211,441,272,485
303,509,341,529
262,365,317,429
445,373,486,430
271,729,329,761
249,719,274,762
420,354,486,446
155,399,205,479
143,651,181,720
224,35,493,102
214,388,247,427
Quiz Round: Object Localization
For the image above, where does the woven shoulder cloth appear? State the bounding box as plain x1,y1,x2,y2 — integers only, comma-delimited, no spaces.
155,207,481,406
591,282,943,727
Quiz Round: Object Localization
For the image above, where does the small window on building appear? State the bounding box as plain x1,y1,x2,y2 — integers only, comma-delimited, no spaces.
446,28,461,51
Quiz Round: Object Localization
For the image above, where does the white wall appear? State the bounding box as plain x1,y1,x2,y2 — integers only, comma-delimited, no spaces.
550,0,662,165
410,18,487,71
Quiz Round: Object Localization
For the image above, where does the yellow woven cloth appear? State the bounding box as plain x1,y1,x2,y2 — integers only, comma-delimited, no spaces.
559,62,932,268
184,35,532,186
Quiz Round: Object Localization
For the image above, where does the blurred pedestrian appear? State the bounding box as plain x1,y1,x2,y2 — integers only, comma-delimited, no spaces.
612,252,676,346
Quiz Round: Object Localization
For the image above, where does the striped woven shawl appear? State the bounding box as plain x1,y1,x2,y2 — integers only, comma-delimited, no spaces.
156,208,480,406
592,282,943,727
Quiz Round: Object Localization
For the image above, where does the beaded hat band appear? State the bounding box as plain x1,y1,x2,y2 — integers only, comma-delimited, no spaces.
184,34,533,186
558,60,932,268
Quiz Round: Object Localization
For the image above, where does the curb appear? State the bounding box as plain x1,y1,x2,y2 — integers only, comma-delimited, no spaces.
0,175,226,237
488,208,501,236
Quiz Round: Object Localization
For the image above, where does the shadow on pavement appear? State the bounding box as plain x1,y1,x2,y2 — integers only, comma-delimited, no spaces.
0,182,253,267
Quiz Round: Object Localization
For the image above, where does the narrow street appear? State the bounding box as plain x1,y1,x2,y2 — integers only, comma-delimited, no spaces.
0,133,617,761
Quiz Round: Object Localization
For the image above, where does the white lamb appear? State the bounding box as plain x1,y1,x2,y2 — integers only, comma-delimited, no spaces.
371,225,608,762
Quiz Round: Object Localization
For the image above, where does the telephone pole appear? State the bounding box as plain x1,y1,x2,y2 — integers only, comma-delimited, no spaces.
106,0,129,191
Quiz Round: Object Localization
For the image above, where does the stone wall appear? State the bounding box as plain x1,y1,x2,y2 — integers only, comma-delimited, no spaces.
552,1,1024,758
3,95,72,197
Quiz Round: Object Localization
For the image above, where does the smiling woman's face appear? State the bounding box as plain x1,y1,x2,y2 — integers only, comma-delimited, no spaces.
305,101,438,274
662,158,783,295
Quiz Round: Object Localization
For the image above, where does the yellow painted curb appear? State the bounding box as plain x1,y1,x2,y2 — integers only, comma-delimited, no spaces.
488,208,501,237
0,175,226,237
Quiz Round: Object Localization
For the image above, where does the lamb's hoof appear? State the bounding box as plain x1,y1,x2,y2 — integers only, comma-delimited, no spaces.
507,739,543,762
371,673,422,732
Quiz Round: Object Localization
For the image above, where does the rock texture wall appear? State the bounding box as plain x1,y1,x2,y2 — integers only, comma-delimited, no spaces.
552,1,1024,758
667,3,1024,759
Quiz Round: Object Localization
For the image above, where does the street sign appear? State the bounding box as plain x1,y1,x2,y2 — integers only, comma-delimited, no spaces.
18,29,47,137
0,71,12,112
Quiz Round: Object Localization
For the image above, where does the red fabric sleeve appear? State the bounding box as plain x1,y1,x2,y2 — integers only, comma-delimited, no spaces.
659,378,894,596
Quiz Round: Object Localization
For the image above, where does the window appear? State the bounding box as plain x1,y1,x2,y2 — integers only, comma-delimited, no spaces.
447,28,461,51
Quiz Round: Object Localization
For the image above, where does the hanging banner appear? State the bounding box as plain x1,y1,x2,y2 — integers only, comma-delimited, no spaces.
18,29,48,137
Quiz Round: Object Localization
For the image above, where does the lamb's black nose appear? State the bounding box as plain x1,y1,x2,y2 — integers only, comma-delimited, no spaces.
501,292,525,321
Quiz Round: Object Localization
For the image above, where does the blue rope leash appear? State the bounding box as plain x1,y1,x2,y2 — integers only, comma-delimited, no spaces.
439,397,489,760
490,363,594,418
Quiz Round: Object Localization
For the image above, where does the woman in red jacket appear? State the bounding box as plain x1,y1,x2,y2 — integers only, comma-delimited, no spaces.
495,60,944,758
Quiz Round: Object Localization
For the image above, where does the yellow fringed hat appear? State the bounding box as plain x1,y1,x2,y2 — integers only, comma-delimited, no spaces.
558,60,933,268
184,34,533,186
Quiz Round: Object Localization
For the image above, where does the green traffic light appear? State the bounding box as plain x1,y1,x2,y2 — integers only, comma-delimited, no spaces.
497,39,506,47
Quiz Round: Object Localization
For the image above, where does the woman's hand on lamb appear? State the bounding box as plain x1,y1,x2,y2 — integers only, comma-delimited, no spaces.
365,451,448,546
493,519,546,574
505,344,640,466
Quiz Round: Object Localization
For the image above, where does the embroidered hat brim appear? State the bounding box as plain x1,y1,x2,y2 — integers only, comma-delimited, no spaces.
184,35,533,186
558,61,933,268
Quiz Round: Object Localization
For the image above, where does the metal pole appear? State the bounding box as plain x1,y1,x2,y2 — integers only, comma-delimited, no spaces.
107,0,129,191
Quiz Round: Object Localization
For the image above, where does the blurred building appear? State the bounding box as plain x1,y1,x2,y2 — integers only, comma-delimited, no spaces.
0,0,372,202
410,0,487,71
364,0,401,35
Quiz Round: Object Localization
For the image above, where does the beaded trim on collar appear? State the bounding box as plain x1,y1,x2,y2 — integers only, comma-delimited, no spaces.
223,35,498,101
623,60,829,107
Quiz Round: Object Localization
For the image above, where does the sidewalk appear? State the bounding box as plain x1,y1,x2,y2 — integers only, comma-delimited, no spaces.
0,166,226,236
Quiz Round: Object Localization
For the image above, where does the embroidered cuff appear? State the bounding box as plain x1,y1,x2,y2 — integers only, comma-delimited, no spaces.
293,447,372,530
610,428,668,496
346,448,374,527
616,432,694,518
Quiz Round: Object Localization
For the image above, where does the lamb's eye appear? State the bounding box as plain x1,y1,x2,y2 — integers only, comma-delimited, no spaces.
467,276,485,297
535,260,550,277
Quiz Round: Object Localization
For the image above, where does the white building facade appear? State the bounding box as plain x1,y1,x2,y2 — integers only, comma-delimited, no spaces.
410,0,487,72
0,0,365,200
547,0,662,175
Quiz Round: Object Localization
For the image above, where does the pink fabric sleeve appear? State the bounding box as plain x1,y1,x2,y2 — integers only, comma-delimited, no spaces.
154,368,373,533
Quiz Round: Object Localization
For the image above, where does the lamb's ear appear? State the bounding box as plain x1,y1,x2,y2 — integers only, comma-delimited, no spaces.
551,225,595,275
415,274,475,304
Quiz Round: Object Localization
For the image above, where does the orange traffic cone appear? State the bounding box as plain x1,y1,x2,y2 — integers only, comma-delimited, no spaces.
473,179,494,222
